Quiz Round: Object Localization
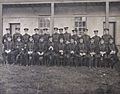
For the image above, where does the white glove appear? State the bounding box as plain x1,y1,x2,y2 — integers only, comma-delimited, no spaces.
59,50,63,55
40,52,44,55
70,51,74,54
90,52,96,56
110,51,116,55
28,51,33,54
5,49,11,53
49,46,54,50
100,51,106,56
80,53,83,56
37,52,40,55
83,53,86,56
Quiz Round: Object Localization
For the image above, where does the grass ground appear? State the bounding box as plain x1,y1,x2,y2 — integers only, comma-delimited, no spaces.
0,64,120,94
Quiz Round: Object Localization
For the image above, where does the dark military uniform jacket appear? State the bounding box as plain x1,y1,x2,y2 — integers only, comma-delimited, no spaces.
27,41,35,52
76,43,88,54
52,32,59,43
92,35,101,46
38,41,46,53
43,34,50,42
14,41,24,51
4,41,14,51
57,43,66,55
89,43,96,53
23,33,30,44
64,32,71,42
108,43,118,53
66,43,76,55
32,33,40,43
102,34,112,44
58,33,65,41
13,33,23,42
71,34,78,42
99,43,109,53
82,34,90,46
2,33,12,44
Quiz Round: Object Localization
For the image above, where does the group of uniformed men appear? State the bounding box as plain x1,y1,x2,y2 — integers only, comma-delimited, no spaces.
2,26,118,68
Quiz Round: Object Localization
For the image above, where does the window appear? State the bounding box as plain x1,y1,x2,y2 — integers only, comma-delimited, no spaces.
74,17,87,32
38,17,50,30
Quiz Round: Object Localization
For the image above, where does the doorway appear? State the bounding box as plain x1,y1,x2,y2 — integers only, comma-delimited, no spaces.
9,23,20,35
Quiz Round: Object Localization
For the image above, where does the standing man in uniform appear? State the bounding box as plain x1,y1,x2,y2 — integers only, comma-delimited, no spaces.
58,28,65,41
23,28,30,44
32,28,40,52
2,28,12,44
23,28,30,54
92,30,101,67
64,27,71,44
82,28,90,48
102,28,112,45
2,36,14,64
43,28,50,43
13,28,23,43
52,27,59,43
71,29,78,44
65,37,76,66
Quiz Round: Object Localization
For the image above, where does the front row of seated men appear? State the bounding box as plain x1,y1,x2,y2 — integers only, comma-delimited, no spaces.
2,27,118,68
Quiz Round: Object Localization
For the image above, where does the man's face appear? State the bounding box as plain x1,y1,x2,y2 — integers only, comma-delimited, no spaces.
24,30,28,34
104,30,109,34
59,30,63,34
35,30,39,34
16,30,20,33
70,39,74,43
17,38,21,42
90,39,94,43
80,39,83,43
6,30,10,34
94,32,98,36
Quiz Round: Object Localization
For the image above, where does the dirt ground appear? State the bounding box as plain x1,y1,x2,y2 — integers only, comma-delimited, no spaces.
0,64,120,94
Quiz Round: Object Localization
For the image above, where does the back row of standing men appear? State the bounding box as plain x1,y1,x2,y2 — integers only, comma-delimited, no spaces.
2,27,118,67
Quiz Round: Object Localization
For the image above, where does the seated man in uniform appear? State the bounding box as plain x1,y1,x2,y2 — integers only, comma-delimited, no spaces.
13,36,24,65
88,38,96,68
45,36,55,66
36,37,47,65
56,38,66,66
76,38,88,66
2,36,14,64
99,38,109,68
65,37,77,66
108,38,118,68
26,36,36,66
